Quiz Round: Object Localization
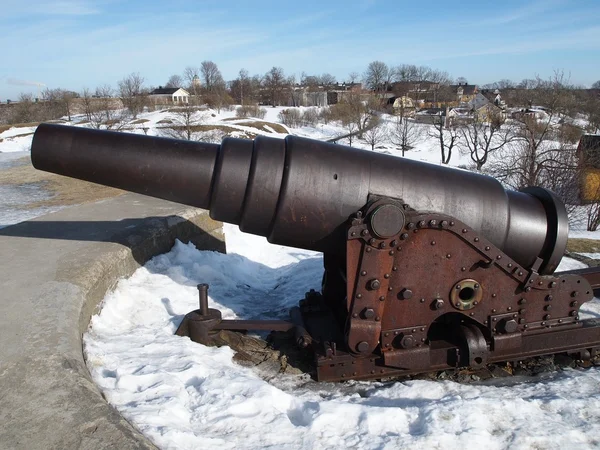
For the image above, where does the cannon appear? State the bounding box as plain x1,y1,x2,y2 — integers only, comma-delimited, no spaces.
32,124,600,381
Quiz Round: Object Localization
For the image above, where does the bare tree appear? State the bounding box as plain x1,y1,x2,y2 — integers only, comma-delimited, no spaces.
348,71,360,84
363,115,387,150
200,61,223,92
43,88,77,121
390,106,421,157
118,72,146,118
459,112,515,170
160,104,205,141
455,77,468,84
81,88,94,121
428,116,460,164
263,67,287,106
165,74,183,88
364,61,389,92
320,73,336,87
592,80,600,89
90,85,127,130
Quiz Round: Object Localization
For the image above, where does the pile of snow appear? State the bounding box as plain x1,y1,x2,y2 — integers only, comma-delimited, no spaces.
84,224,600,450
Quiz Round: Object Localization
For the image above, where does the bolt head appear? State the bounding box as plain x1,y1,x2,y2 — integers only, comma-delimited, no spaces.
399,288,413,300
356,341,370,353
363,308,375,319
368,279,381,290
433,299,444,309
400,335,415,348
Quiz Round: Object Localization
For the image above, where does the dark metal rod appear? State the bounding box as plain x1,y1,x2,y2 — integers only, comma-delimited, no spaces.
197,283,209,316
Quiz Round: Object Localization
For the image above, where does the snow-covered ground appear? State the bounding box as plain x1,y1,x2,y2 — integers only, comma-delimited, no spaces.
84,224,600,450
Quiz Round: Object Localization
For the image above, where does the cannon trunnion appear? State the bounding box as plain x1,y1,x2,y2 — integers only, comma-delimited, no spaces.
31,124,600,381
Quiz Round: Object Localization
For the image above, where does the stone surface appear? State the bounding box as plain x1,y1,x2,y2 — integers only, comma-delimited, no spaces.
0,193,224,450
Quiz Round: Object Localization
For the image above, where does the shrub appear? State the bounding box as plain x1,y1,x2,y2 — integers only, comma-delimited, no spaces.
278,108,302,127
302,107,319,126
235,104,266,119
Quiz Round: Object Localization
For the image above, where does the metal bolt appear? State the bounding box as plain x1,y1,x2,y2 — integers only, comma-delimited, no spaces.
474,284,480,289
361,270,367,276
361,229,369,236
546,295,553,301
544,314,551,320
388,286,393,291
431,240,436,245
368,279,381,290
571,301,578,307
352,313,358,318
379,242,387,249
407,222,415,230
400,233,409,240
418,220,426,228
446,253,452,258
518,271,523,276
379,296,385,301
433,299,444,310
356,293,362,299
462,228,468,233
429,219,437,226
496,255,502,260
375,316,381,322
474,237,480,242
356,341,369,353
389,250,395,256
544,304,552,311
384,273,390,279
366,247,372,253
507,263,513,268
450,221,455,226
392,266,398,271
461,267,467,272
390,240,397,247
485,246,491,251
456,284,462,290
399,288,413,300
549,281,557,288
501,319,518,333
440,220,448,228
525,287,531,293
519,298,526,305
351,232,356,237
400,335,415,348
570,310,577,316
369,238,376,245
571,291,579,298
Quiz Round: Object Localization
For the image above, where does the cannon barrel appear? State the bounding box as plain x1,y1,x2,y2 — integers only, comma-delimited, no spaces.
31,123,567,274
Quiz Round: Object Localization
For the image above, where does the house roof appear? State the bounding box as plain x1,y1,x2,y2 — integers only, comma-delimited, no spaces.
468,93,490,110
451,84,477,95
150,87,184,95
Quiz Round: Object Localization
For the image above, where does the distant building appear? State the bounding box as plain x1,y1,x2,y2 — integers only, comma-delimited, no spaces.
149,87,190,104
450,83,478,103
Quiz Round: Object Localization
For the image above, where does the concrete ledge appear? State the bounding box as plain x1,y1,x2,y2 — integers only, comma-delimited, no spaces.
0,193,225,450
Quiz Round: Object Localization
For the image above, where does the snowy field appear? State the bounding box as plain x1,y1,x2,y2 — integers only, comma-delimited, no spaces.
84,223,600,450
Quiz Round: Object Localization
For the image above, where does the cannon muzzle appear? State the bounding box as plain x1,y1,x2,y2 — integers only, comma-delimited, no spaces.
31,123,567,274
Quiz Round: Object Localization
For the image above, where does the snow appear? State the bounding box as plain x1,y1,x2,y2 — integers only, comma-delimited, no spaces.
84,224,600,450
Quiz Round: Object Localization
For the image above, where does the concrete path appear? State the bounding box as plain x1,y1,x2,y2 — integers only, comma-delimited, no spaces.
0,193,224,450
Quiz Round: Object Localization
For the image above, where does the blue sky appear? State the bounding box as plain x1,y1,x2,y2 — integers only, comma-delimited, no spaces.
1,0,599,100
